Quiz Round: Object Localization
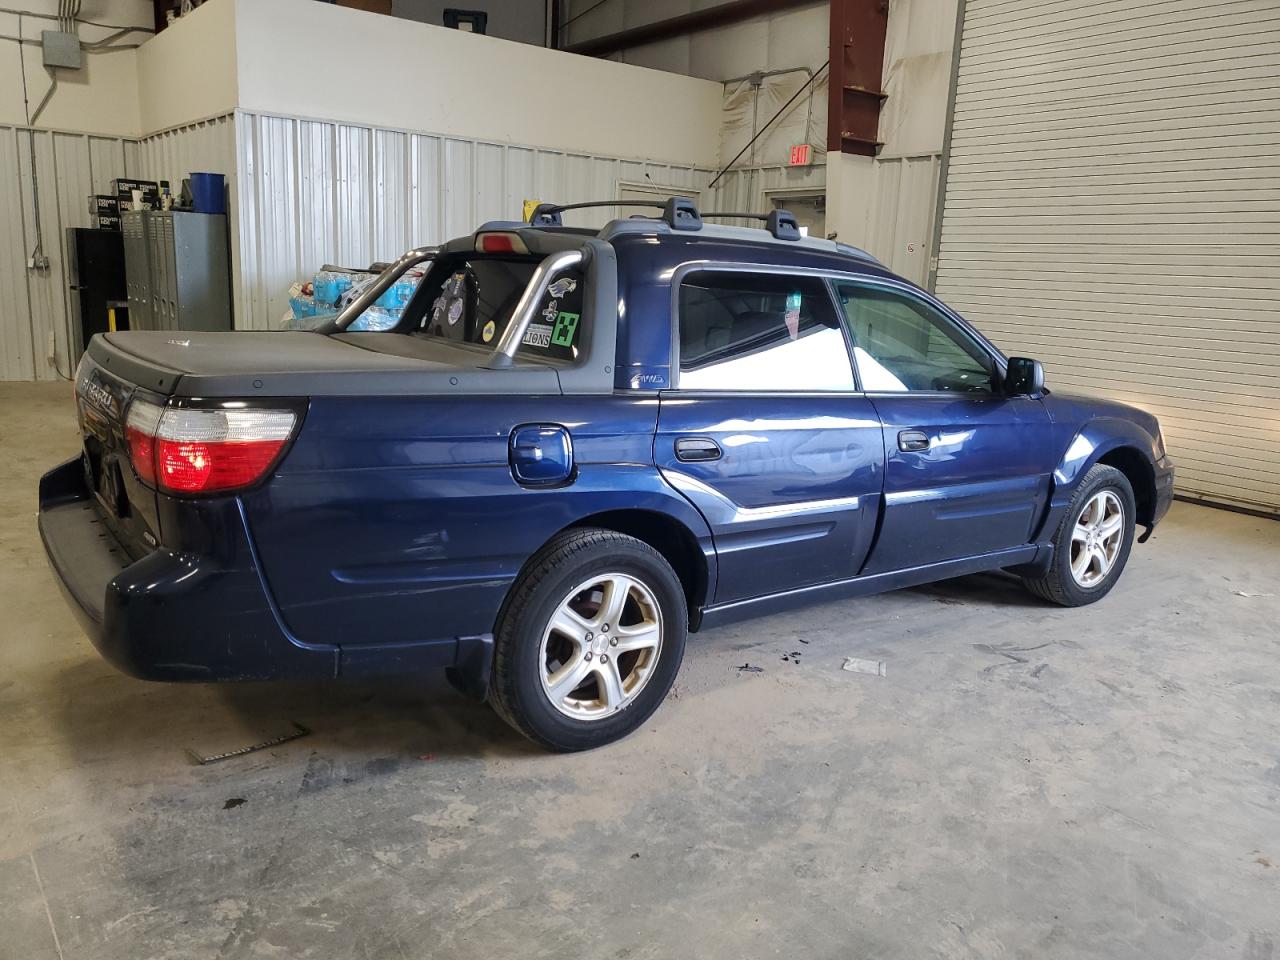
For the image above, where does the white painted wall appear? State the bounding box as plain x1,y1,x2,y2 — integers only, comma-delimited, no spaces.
561,0,829,180
234,0,723,167
0,0,151,137
135,0,237,135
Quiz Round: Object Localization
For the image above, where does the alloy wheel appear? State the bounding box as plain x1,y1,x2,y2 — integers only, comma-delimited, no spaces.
1070,489,1125,587
538,573,664,719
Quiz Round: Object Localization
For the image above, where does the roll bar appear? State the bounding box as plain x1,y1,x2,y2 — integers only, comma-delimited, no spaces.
486,248,586,369
317,245,439,334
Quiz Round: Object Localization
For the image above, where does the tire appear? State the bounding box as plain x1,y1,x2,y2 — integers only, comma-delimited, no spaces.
1022,463,1137,607
489,528,688,752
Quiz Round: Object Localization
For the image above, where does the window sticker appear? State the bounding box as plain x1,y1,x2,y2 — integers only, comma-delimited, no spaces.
432,272,469,327
481,319,496,342
551,311,580,347
522,323,554,348
785,291,802,340
548,277,578,298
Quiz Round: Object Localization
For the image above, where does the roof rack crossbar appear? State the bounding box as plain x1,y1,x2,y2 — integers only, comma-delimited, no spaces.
530,200,666,227
703,209,802,241
530,196,703,232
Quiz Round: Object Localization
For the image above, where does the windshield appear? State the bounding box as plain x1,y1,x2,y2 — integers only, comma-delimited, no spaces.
405,255,586,362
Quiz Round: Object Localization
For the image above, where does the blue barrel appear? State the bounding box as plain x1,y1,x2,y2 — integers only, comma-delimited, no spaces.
190,172,226,215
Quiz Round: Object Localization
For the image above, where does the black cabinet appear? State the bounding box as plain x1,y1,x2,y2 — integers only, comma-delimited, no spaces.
66,228,128,354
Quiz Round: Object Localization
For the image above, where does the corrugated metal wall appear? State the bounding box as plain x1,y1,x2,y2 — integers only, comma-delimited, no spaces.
0,126,131,381
2,110,843,374
864,153,941,286
132,115,241,319
0,118,237,382
232,111,715,329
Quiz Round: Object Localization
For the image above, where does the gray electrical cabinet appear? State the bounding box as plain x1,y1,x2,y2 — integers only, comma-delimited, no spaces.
122,210,232,332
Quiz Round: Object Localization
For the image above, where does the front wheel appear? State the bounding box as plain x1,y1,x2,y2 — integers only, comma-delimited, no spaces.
1022,463,1137,607
488,529,687,751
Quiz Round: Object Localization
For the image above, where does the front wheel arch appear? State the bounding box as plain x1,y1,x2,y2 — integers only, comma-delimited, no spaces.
1096,445,1157,527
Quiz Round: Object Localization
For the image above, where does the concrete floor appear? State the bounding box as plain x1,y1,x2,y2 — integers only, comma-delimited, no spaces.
1,380,1277,960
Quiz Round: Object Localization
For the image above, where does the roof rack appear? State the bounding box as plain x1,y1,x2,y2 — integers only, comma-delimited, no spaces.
702,209,802,241
527,196,821,246
529,196,703,232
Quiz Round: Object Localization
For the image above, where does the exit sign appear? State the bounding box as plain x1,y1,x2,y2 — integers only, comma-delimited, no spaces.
788,143,811,166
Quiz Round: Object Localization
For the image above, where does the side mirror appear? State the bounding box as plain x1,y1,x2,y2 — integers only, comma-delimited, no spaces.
1005,357,1044,396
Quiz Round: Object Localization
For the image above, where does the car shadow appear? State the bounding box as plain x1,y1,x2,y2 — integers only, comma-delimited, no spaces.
906,569,1052,608
45,657,539,775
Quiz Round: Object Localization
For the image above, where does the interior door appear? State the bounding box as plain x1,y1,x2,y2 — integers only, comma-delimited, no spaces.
832,279,1056,575
656,270,884,605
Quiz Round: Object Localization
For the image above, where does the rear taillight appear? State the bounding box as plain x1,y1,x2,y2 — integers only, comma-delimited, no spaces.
125,400,298,495
125,398,164,485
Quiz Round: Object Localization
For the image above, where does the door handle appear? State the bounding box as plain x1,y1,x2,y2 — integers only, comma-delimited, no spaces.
898,430,931,452
675,437,722,462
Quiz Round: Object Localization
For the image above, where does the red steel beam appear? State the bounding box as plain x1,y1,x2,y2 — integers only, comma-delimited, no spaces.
565,0,821,58
827,0,889,156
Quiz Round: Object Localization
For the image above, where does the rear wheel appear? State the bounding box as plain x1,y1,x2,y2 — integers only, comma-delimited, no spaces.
1022,463,1136,606
489,529,687,751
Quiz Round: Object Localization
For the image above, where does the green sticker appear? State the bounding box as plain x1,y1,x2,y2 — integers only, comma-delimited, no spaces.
551,311,580,347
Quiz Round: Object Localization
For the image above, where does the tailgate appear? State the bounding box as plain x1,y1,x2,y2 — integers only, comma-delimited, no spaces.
73,351,163,558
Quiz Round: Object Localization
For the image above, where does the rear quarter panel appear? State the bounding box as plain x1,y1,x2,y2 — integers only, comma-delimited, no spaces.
243,395,711,648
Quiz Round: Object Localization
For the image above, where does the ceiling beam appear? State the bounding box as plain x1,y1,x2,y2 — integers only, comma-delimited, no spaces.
564,0,821,58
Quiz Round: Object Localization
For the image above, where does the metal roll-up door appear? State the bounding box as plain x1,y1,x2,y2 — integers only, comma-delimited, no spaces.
934,0,1280,514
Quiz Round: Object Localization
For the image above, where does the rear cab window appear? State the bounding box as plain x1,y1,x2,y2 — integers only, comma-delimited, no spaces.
405,255,586,363
675,271,855,391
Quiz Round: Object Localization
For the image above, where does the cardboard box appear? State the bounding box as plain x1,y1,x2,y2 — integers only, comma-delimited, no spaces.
93,214,121,231
112,178,158,197
112,178,160,208
89,194,119,217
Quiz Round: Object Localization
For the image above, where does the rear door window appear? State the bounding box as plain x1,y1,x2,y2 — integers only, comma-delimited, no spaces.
676,272,854,391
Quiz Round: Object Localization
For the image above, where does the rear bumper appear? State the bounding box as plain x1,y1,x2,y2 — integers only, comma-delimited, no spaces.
38,456,494,693
39,457,339,682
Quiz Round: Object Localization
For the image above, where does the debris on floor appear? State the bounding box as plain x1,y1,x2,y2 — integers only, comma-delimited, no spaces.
222,798,247,810
781,650,803,663
1233,590,1274,598
185,721,311,765
736,663,764,673
842,657,887,677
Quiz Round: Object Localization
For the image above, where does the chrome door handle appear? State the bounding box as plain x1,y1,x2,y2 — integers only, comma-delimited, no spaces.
675,437,722,462
898,430,931,452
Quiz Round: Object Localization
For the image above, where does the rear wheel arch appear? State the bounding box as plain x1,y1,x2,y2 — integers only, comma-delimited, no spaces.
521,509,710,631
571,510,709,628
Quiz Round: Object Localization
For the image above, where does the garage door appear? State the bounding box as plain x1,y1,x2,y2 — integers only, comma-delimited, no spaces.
934,0,1280,514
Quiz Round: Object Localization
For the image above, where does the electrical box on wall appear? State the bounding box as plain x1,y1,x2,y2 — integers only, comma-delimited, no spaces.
41,30,83,70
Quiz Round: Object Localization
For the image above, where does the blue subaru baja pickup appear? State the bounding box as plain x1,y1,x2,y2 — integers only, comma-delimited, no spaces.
39,197,1174,751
